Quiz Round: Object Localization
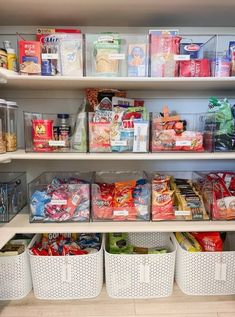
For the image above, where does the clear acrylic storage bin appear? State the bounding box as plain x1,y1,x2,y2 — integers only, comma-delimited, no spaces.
24,111,87,153
105,232,176,298
85,33,149,77
0,172,27,222
92,171,150,221
174,232,235,295
194,171,235,221
151,110,215,152
149,32,216,77
28,234,103,299
214,35,235,77
29,171,93,222
89,112,149,153
150,171,209,221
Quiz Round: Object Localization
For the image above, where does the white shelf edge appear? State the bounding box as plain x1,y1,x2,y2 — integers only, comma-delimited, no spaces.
0,150,234,161
1,68,235,90
0,213,234,245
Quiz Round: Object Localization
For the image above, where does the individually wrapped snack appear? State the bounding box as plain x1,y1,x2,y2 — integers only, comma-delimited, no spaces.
175,232,202,252
179,59,211,77
89,121,111,152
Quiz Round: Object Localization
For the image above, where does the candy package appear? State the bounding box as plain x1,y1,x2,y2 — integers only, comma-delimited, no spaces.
151,172,208,221
29,172,93,222
30,233,101,256
196,171,235,220
92,171,150,221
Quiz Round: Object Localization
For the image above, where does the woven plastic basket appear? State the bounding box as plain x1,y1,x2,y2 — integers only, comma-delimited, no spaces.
0,247,32,300
28,234,103,300
105,232,176,298
174,232,235,295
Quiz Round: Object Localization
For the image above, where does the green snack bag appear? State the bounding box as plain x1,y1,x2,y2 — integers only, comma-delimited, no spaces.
109,233,132,254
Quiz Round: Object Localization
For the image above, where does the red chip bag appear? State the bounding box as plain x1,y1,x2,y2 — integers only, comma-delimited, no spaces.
191,232,223,252
179,59,211,77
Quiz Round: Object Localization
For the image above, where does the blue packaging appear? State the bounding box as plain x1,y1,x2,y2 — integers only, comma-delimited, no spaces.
180,43,203,59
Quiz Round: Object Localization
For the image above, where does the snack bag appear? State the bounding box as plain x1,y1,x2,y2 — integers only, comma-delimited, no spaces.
175,232,202,252
191,232,223,252
109,233,132,254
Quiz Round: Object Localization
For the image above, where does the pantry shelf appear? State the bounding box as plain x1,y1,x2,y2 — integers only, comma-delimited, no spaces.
2,68,235,91
1,149,235,162
0,212,235,248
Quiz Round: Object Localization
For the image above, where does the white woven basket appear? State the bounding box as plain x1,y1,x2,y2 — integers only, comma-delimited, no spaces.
28,234,103,300
0,247,32,300
105,232,176,299
174,232,235,295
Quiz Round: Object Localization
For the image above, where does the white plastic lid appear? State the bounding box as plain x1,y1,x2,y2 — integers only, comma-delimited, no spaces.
6,100,18,109
0,99,7,105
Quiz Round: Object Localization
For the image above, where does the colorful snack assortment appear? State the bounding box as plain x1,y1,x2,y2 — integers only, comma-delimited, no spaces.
89,95,149,153
175,232,223,252
207,97,235,151
151,173,208,221
92,174,150,221
30,233,101,256
30,173,91,222
151,106,205,152
108,233,167,254
197,171,235,220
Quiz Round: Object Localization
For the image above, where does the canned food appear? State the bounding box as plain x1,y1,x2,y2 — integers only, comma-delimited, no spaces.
32,119,53,152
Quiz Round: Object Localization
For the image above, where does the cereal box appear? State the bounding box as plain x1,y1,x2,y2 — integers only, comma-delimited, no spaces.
19,41,41,75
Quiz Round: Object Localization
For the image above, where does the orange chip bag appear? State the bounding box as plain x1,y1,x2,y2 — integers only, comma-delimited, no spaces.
114,180,136,208
152,190,175,220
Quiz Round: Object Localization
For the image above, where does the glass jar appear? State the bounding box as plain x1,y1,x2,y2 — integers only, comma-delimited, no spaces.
6,101,18,152
0,99,7,154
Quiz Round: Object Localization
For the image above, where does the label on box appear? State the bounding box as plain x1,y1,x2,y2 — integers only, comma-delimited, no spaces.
42,53,58,60
51,199,67,205
175,140,192,146
175,210,191,216
111,140,127,146
62,263,72,283
140,264,150,284
174,55,190,61
108,53,125,60
49,140,66,147
215,263,227,281
113,210,129,216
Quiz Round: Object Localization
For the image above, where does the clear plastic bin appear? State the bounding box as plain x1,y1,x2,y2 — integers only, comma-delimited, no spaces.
24,111,87,152
215,35,235,77
151,111,215,152
89,112,149,153
29,171,93,222
150,171,209,221
105,232,176,298
92,171,150,221
0,172,27,222
85,33,148,77
149,32,216,77
194,171,235,221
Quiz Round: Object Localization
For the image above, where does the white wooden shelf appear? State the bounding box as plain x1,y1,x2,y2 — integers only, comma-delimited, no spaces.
0,212,234,248
2,68,235,91
1,149,235,163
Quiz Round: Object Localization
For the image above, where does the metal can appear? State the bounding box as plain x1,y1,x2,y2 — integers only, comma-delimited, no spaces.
32,119,53,152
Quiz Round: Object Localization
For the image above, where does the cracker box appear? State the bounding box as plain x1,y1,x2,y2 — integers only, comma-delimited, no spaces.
19,41,41,75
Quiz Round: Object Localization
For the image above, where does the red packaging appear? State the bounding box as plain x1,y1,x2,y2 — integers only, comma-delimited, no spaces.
19,41,41,75
179,59,211,77
36,28,81,42
191,232,223,252
32,119,53,152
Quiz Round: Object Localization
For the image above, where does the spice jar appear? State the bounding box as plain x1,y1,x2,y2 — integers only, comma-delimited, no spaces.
0,99,7,154
6,101,18,152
